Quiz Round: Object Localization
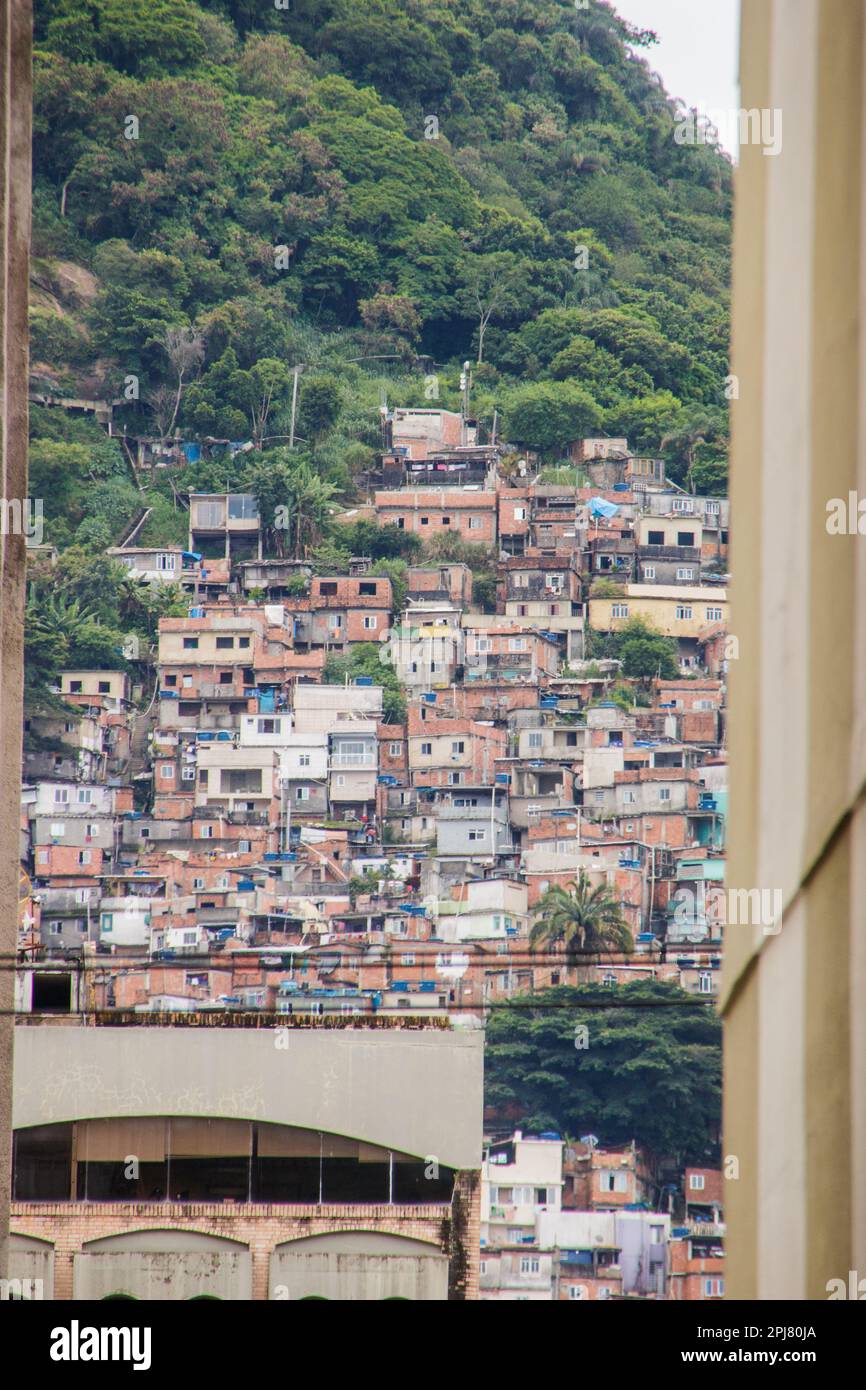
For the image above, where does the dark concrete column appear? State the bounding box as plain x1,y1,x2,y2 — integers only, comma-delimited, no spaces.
0,0,32,1280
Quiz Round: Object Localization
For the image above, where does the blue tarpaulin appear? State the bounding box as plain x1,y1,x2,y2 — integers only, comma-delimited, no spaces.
588,496,620,519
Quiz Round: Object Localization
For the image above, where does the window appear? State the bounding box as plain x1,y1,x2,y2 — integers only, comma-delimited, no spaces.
690,1173,706,1191
401,953,416,965
50,822,65,837
257,718,281,735
100,913,113,933
215,636,234,650
703,1278,724,1298
183,637,199,650
299,753,311,768
705,500,721,514
77,788,92,804
98,680,111,694
295,787,310,802
421,742,432,756
509,638,527,653
227,494,258,521
647,530,665,545
568,1285,588,1301
389,742,402,756
659,787,671,802
520,1257,540,1275
676,567,694,580
193,877,205,890
420,516,429,526
196,499,225,527
650,1225,664,1244
468,516,482,530
513,573,528,588
448,771,462,786
238,637,250,649
622,791,636,804
611,604,629,619
69,680,82,693
452,740,465,754
334,775,345,787
78,850,91,866
200,825,214,839
160,765,174,779
467,829,484,842
677,531,696,547
514,506,526,521
53,787,69,804
218,670,232,684
699,972,714,994
359,582,378,596
675,605,693,620
528,732,543,749
327,614,342,630
396,517,405,529
601,1171,628,1193
475,638,492,653
181,767,195,782
440,515,450,525
672,497,694,512
706,606,723,621
334,739,369,766
164,674,177,687
363,616,377,630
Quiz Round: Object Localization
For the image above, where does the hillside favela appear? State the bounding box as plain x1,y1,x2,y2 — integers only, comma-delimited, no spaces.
9,0,732,1303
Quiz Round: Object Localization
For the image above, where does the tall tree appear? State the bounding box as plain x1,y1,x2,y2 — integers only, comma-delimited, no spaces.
530,871,633,981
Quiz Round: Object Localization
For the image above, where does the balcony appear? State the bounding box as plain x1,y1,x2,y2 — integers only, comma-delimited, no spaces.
637,544,701,563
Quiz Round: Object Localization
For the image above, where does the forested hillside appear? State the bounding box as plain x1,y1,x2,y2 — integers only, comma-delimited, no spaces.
27,0,732,684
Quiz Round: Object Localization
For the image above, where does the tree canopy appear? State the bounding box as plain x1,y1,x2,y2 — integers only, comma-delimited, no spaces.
485,980,722,1166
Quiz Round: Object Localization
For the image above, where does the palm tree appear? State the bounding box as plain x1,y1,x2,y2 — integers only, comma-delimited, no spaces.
530,871,633,981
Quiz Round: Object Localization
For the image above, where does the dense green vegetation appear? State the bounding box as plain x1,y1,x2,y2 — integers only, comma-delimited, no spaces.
485,981,722,1164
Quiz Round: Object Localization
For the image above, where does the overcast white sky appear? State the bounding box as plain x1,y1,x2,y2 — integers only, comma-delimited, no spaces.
611,0,741,151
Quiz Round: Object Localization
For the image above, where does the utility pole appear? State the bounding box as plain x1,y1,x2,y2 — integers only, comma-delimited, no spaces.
460,361,471,444
0,0,32,1282
289,365,305,449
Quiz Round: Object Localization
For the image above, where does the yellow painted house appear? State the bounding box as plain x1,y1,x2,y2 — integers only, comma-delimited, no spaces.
588,584,728,640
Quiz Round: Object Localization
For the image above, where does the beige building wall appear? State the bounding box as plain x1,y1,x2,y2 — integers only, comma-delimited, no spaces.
724,0,866,1299
589,587,728,639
